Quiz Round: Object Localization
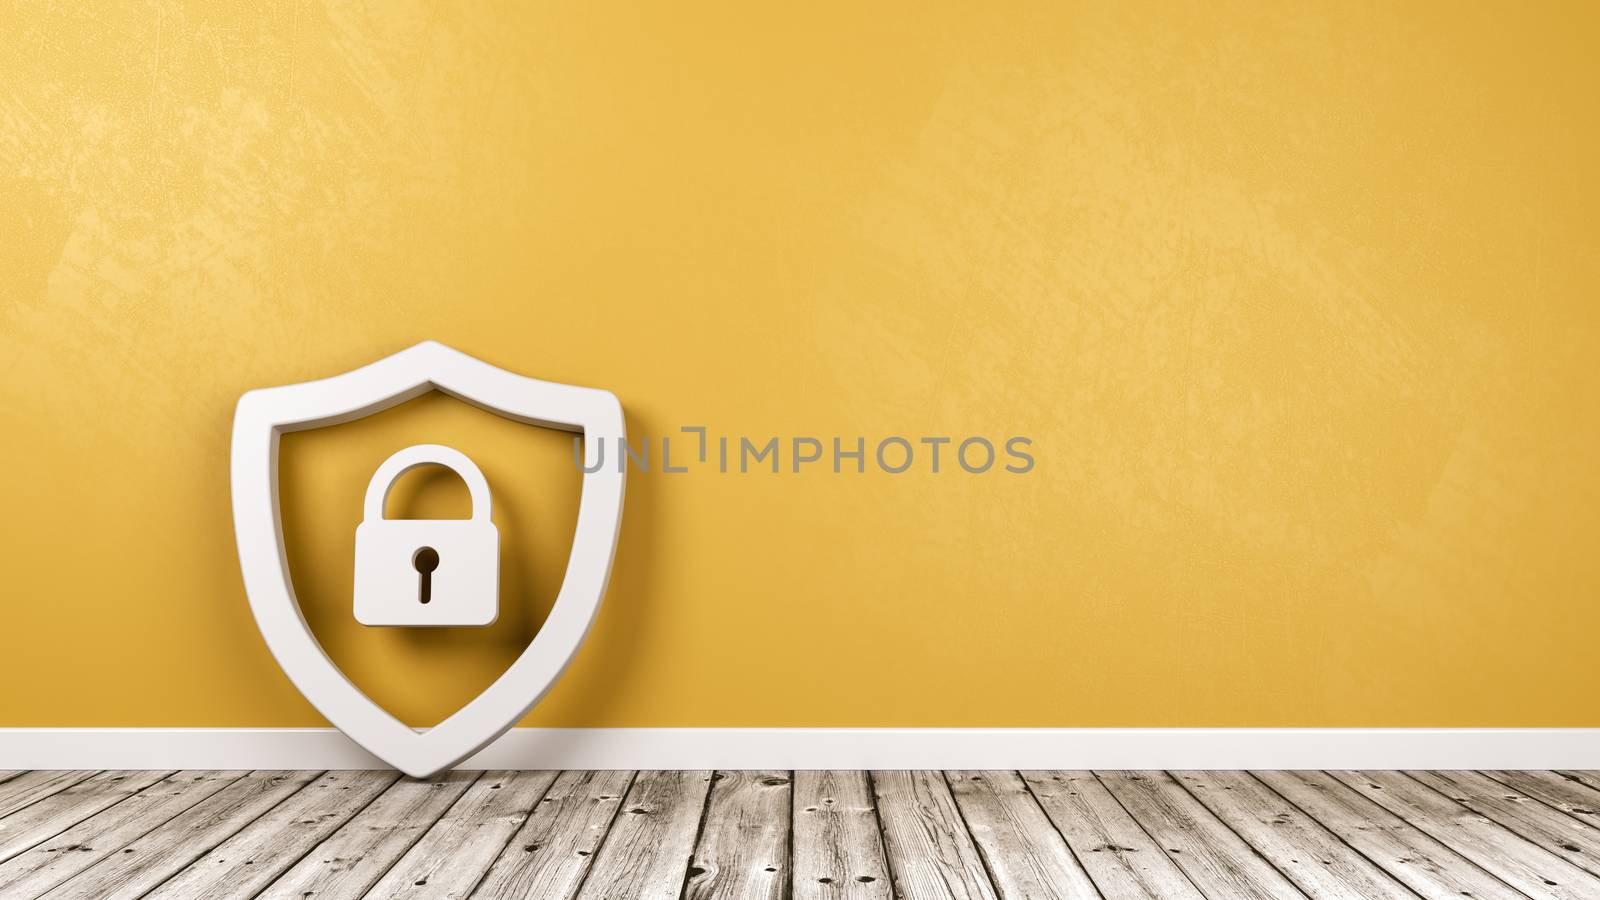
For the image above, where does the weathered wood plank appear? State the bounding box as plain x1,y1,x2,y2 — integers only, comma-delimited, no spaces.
0,771,245,899
141,770,399,900
946,771,1100,899
0,772,100,822
1328,770,1600,899
1408,770,1600,879
793,770,892,900
0,773,22,787
0,771,171,865
1484,771,1600,826
1096,771,1303,899
684,771,791,900
573,770,713,900
36,770,317,900
1556,773,1600,795
256,771,478,900
471,770,633,900
1021,771,1203,900
870,770,997,900
1172,771,1414,899
1255,770,1521,900
14,769,1597,899
364,770,557,899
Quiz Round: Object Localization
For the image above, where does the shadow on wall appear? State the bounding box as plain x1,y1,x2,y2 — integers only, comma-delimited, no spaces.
276,388,661,728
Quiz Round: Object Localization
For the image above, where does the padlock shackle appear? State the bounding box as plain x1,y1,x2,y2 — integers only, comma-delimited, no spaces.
363,444,493,523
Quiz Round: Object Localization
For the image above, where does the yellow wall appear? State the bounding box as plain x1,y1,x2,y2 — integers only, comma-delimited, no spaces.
2,1,1597,728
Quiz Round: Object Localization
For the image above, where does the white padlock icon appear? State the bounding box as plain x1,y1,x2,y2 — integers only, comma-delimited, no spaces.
354,444,500,627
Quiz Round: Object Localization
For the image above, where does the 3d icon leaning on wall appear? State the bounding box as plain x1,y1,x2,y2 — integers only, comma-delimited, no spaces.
229,341,626,778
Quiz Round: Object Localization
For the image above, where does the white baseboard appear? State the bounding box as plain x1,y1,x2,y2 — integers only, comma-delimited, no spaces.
1,728,1596,770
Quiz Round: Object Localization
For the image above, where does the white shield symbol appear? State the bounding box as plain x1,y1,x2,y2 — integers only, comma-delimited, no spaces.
230,341,625,778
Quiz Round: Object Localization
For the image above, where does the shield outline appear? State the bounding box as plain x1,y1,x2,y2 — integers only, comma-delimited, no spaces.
230,340,625,778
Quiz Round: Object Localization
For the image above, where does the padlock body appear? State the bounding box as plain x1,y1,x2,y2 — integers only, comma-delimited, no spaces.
354,519,499,627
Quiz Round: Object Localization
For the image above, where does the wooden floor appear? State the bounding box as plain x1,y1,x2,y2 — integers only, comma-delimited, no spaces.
0,770,1598,898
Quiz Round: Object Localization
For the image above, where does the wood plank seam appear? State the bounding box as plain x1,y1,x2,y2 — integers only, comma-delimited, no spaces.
1395,770,1600,894
469,770,636,900
270,770,406,886
792,770,893,899
687,770,791,899
557,773,626,900
1408,770,1600,883
863,770,929,900
1004,771,1102,899
364,770,562,898
859,771,897,897
0,772,255,899
365,771,488,894
953,770,1104,899
0,771,176,868
258,771,480,899
1238,771,1426,900
129,771,329,900
1109,771,1311,899
1350,771,1533,899
1021,771,1206,900
937,772,1010,898
1161,772,1334,900
5,771,1600,898
180,771,401,899
677,769,721,897
135,762,344,896
557,777,624,900
349,771,488,899
862,770,898,899
1084,772,1212,898
0,772,103,823
1333,770,1590,899
1554,773,1600,796
569,770,713,899
1022,769,1108,897
1480,770,1600,832
785,771,795,900
1255,770,1529,900
35,770,324,900
869,770,999,900
456,772,566,899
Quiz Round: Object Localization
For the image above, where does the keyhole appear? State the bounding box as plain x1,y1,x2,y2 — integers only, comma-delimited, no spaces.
412,547,440,604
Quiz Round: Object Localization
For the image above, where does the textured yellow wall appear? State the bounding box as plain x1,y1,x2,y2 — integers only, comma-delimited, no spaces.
2,1,1597,728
